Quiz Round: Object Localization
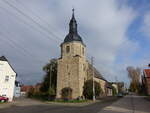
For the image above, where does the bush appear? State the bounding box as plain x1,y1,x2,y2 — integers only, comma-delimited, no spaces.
83,80,102,99
27,87,34,98
28,91,49,101
48,87,55,96
61,87,72,100
112,86,117,96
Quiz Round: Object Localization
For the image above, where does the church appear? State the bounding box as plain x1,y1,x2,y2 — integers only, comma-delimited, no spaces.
56,10,110,99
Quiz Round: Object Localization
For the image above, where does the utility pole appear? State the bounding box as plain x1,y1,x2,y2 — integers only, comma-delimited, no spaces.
49,64,52,93
48,63,52,100
91,57,95,101
115,76,119,94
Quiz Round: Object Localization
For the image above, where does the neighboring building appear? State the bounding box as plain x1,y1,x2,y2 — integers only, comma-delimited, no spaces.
143,69,150,95
20,83,42,97
14,81,21,98
34,83,42,93
88,64,108,96
0,56,17,101
21,85,33,96
56,10,108,99
105,82,113,96
111,82,119,94
116,82,124,93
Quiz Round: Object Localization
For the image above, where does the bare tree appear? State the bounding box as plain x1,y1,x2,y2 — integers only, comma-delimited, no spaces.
127,66,141,92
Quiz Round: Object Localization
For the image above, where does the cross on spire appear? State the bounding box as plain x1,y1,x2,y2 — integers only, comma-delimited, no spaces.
72,8,74,14
72,8,75,18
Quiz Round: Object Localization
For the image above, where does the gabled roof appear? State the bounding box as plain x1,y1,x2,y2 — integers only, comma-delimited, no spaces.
21,85,33,92
0,56,17,75
106,82,113,89
93,67,107,81
144,69,150,78
0,56,8,61
88,63,107,81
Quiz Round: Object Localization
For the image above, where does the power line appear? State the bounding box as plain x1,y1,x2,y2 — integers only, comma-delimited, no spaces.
1,0,99,66
0,34,44,65
2,0,62,42
15,0,64,38
0,3,62,64
0,5,59,43
2,0,95,60
0,32,25,57
0,24,45,64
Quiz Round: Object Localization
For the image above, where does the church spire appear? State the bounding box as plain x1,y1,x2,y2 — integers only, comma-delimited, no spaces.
69,8,77,34
63,9,83,44
72,8,75,18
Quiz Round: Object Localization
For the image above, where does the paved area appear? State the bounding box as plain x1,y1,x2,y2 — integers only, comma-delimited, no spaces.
0,97,117,113
99,95,150,113
0,95,150,113
0,97,45,109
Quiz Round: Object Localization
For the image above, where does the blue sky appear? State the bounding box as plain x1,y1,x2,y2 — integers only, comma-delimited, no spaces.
0,0,150,85
120,0,150,66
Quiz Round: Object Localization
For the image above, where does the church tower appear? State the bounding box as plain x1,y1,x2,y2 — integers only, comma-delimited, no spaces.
56,9,87,99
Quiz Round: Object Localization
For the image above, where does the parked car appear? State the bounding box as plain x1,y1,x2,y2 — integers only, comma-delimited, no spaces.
0,96,9,102
117,93,123,97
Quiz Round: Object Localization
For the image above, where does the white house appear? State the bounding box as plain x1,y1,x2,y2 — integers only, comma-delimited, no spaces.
14,81,21,98
0,56,16,101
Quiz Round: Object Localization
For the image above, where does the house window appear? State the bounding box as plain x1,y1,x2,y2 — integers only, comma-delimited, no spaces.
5,76,9,82
66,46,70,53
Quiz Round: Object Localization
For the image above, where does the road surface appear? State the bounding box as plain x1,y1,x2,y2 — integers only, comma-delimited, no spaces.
99,95,150,113
0,95,150,113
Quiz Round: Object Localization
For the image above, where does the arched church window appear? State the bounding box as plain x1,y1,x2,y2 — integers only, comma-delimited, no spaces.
83,64,86,71
82,47,84,55
66,46,70,53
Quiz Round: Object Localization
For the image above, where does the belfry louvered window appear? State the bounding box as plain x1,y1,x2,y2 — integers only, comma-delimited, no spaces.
66,46,70,53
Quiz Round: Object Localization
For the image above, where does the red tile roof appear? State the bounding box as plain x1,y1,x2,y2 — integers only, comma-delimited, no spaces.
21,85,33,92
144,69,150,78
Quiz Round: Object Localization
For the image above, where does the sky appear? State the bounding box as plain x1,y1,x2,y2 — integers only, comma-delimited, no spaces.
0,0,150,85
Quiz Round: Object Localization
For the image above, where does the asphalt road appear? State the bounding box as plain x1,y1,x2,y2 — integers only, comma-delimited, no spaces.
99,95,150,113
0,95,150,113
0,97,117,113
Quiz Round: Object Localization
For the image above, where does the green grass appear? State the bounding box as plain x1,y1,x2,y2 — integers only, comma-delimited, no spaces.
29,95,90,103
48,99,89,103
0,102,6,104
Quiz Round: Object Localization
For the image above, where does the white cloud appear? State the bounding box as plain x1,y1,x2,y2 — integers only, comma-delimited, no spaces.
0,0,138,84
142,12,150,38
